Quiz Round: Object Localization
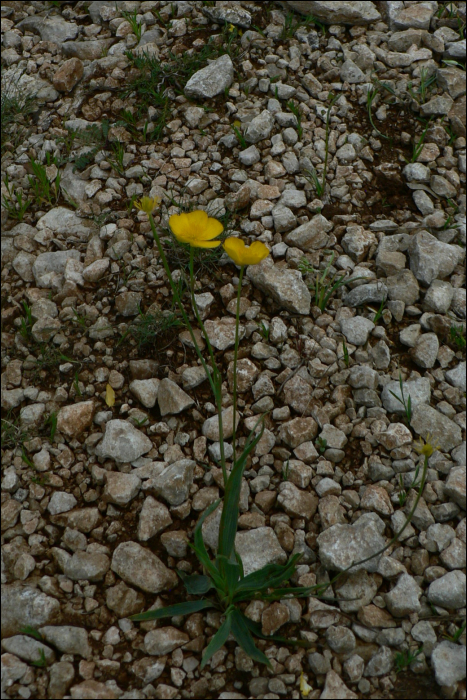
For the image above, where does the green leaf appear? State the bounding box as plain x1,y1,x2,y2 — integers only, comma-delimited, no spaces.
218,420,265,559
200,612,233,669
129,599,215,622
230,609,272,667
234,553,302,598
177,571,214,595
216,555,240,595
192,499,224,589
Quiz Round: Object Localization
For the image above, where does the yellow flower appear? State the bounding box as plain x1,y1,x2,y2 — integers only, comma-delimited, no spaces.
233,120,242,128
228,23,235,32
169,210,223,248
134,196,161,214
414,433,440,458
224,237,270,266
299,673,312,698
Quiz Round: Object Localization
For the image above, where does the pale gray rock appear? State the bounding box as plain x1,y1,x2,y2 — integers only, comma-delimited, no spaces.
428,570,466,609
238,145,260,166
62,551,110,582
1,635,55,665
48,492,77,515
400,324,421,347
144,627,190,656
138,496,172,541
202,4,251,28
12,252,35,282
36,207,96,239
285,1,380,24
411,405,462,453
39,626,91,658
235,527,286,576
384,574,422,616
364,646,394,677
325,626,356,655
344,283,388,308
444,466,466,509
317,513,387,573
386,269,420,304
96,419,152,463
202,405,240,441
436,67,466,101
104,471,141,506
413,189,434,215
336,571,378,613
340,59,366,83
247,259,311,314
403,163,431,182
277,481,318,519
382,378,430,414
184,54,233,98
106,581,145,618
2,586,60,637
431,641,466,687
446,362,466,392
157,378,194,416
244,110,275,144
320,670,358,699
111,542,178,594
33,250,80,287
409,231,464,285
411,333,439,369
204,317,245,351
147,459,194,506
285,214,332,250
272,204,297,233
340,317,374,346
48,661,75,698
130,379,160,409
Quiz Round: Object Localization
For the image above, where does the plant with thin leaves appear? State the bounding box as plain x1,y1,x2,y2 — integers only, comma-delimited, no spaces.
287,100,303,139
1,175,31,222
395,647,423,673
316,436,327,454
366,86,391,141
31,648,48,668
371,297,386,323
304,93,339,198
129,197,436,668
118,308,184,350
20,626,44,641
389,372,412,425
443,620,466,644
407,67,437,105
342,339,350,367
1,68,36,156
19,301,34,341
449,324,466,349
409,117,432,163
44,412,58,443
299,252,362,312
442,59,465,71
258,322,269,341
231,124,247,148
1,413,30,451
27,156,61,207
121,7,143,41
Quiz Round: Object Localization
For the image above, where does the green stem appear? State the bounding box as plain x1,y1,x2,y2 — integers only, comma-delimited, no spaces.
188,247,227,482
231,266,245,465
148,215,218,405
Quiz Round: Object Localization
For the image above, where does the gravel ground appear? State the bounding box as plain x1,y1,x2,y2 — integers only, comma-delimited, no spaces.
1,1,466,699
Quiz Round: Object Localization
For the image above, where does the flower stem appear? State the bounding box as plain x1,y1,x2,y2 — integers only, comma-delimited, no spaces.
188,247,227,482
231,265,244,464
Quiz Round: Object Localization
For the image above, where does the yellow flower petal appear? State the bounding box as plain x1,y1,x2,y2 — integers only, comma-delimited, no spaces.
169,210,223,248
195,239,222,248
224,237,270,266
134,196,161,214
105,383,115,407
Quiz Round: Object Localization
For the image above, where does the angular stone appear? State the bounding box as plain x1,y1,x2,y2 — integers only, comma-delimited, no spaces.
184,54,233,99
96,419,152,463
53,57,83,92
148,459,195,506
277,481,318,519
106,581,145,618
284,214,332,251
386,269,420,305
57,401,94,438
1,585,60,637
381,377,430,414
235,527,286,576
63,551,110,582
340,317,374,346
410,333,439,369
431,641,466,687
157,378,194,416
204,317,245,351
285,1,380,24
104,471,141,506
317,513,387,573
444,467,466,509
428,570,466,609
1,635,55,665
411,405,462,453
144,627,190,656
202,406,240,441
39,626,91,658
409,231,464,286
111,542,178,594
244,110,275,144
279,417,318,448
344,283,388,308
138,496,172,541
248,259,310,314
384,574,422,616
129,379,160,409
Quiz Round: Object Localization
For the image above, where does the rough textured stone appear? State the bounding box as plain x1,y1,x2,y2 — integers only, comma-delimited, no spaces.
148,459,195,506
185,54,233,99
1,585,60,637
431,641,466,687
157,378,194,416
111,542,178,594
57,401,94,438
411,405,462,453
96,420,153,463
144,627,190,656
317,513,387,573
428,570,466,609
248,259,311,314
39,626,91,658
235,527,286,576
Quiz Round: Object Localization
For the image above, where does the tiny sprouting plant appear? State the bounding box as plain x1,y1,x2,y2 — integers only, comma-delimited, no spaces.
299,252,362,312
281,10,325,39
442,59,466,71
258,322,269,341
407,67,437,105
1,175,31,222
20,626,43,641
449,324,466,349
19,301,34,341
31,648,48,668
366,86,391,141
395,647,423,673
73,371,82,397
342,340,350,367
287,100,303,140
409,117,432,163
118,308,184,350
444,620,466,644
121,7,143,41
44,412,58,443
389,372,412,424
398,474,408,507
316,436,327,454
304,93,339,198
371,297,386,324
27,156,61,207
231,123,247,149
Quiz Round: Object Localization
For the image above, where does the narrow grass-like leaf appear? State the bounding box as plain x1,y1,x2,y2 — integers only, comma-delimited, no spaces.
192,499,224,589
218,422,265,559
230,609,272,667
129,599,215,622
235,553,302,597
177,571,213,595
200,612,233,669
216,555,241,595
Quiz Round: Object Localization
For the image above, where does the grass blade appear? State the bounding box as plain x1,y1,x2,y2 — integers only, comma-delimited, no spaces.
129,599,215,622
230,609,271,667
200,612,233,669
177,571,213,595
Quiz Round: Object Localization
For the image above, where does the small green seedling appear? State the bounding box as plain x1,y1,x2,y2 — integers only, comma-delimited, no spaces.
258,322,269,341
443,620,466,644
371,298,386,323
316,437,327,454
287,101,302,139
231,124,247,149
409,117,432,163
20,626,43,641
389,372,412,424
366,86,391,141
449,324,466,349
31,648,48,668
44,412,58,442
342,340,350,367
395,647,423,673
299,252,363,312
